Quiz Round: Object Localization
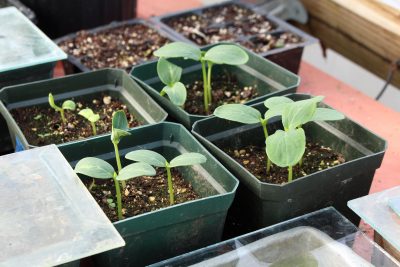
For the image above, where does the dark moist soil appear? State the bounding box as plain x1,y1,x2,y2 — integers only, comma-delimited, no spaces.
183,73,258,115
86,168,200,222
10,94,140,146
239,32,303,53
225,142,345,184
58,23,170,71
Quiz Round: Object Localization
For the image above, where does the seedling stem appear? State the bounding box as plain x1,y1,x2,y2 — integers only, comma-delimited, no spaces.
112,172,123,220
165,162,175,205
201,59,209,113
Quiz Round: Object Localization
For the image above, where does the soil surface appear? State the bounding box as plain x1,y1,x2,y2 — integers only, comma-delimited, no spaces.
225,142,345,184
58,23,170,71
239,32,303,53
86,168,200,222
183,73,258,115
11,94,140,146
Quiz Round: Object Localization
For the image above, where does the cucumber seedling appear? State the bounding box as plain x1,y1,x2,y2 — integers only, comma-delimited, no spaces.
78,108,100,135
48,93,76,124
75,157,156,220
125,149,206,205
154,42,249,113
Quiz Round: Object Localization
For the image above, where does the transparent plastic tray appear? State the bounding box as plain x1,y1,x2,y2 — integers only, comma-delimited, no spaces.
0,145,125,266
0,7,66,73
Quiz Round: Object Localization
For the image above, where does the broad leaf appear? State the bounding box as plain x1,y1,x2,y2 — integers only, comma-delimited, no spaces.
312,108,345,121
214,104,261,124
154,42,201,61
264,96,293,109
116,162,156,181
266,128,306,168
203,45,249,65
312,95,324,103
125,149,166,167
48,93,61,111
169,153,206,167
111,111,131,143
157,58,182,86
264,103,292,121
79,108,100,122
62,100,76,111
75,157,115,179
282,99,317,130
163,82,187,106
111,128,131,144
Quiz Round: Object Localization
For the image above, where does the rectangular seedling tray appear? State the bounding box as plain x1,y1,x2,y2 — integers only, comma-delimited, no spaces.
55,19,175,75
58,122,239,267
0,68,167,151
151,2,317,74
192,93,387,237
130,42,300,129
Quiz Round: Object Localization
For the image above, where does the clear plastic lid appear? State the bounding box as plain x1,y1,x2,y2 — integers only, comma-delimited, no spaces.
0,7,66,73
349,186,400,254
0,145,125,266
151,207,399,266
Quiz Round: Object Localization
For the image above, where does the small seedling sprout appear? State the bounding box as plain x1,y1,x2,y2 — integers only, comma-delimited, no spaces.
157,58,187,107
154,42,249,113
75,157,155,220
78,108,100,135
48,93,76,124
125,149,206,205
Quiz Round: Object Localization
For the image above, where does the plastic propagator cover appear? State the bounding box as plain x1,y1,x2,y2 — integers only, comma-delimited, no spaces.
0,7,66,73
0,145,125,266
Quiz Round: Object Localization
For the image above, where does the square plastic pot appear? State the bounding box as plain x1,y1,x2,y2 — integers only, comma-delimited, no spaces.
151,2,317,74
58,122,239,267
0,0,36,22
0,68,167,151
130,42,300,129
191,93,387,237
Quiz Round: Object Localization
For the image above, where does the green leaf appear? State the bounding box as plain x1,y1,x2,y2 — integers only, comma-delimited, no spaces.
264,96,293,109
111,111,131,143
154,42,201,61
106,198,114,204
62,100,76,111
312,108,345,121
125,149,166,167
266,128,306,168
203,45,249,65
116,162,156,181
79,108,100,122
214,104,261,124
282,99,318,130
157,58,182,86
48,93,61,111
33,114,42,120
169,153,207,168
111,128,131,144
163,82,187,106
75,157,115,179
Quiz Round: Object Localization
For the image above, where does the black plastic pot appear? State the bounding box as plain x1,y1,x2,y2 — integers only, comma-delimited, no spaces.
130,42,300,129
0,0,36,22
192,94,387,238
58,122,239,267
151,2,317,74
0,68,167,151
19,0,137,38
55,19,174,75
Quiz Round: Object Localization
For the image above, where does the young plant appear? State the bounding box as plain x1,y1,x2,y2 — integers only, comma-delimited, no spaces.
157,57,187,107
48,93,76,124
75,157,156,220
154,42,249,113
78,108,100,136
125,149,206,205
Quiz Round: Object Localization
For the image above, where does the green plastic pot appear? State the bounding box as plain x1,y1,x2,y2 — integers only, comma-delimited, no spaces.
192,94,387,238
130,42,299,129
0,68,167,151
58,122,239,267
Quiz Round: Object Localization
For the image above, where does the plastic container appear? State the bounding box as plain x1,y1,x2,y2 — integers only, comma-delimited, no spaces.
19,0,137,38
55,19,174,74
0,0,36,22
58,122,239,266
130,42,300,129
0,145,125,266
151,2,317,74
191,94,387,237
150,207,400,267
0,68,167,151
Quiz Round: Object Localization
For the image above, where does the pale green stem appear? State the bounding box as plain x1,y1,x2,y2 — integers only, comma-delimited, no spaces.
88,178,96,191
113,142,126,189
201,59,209,114
90,121,97,136
260,119,271,174
160,89,166,96
60,109,66,124
207,62,213,103
112,172,123,220
166,163,175,205
288,165,293,183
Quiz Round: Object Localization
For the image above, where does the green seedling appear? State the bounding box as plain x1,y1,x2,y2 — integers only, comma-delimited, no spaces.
75,157,156,220
125,149,206,205
157,57,187,107
154,42,249,113
48,93,76,124
78,108,100,136
107,198,116,209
